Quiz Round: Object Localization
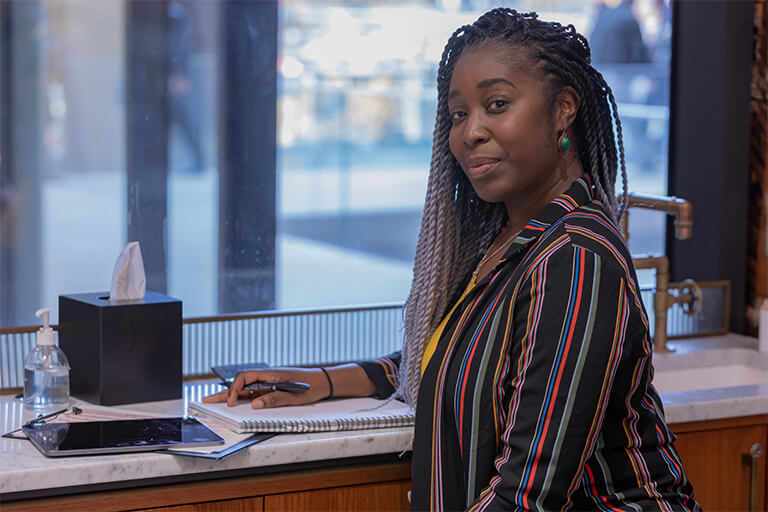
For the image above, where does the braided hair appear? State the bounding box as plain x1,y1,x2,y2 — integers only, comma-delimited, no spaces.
396,8,629,409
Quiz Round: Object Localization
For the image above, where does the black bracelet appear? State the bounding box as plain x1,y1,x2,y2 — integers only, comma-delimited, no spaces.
319,367,333,399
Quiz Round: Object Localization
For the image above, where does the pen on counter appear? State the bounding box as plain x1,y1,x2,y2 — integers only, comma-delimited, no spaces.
24,406,83,425
2,406,83,439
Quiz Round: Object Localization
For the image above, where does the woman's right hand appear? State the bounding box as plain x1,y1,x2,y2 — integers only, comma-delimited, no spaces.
203,367,332,409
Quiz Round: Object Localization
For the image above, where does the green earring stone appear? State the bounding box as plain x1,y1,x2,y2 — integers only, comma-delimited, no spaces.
560,137,570,150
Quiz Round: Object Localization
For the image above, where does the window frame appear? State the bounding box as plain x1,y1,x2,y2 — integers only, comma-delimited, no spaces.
667,0,753,333
0,0,754,333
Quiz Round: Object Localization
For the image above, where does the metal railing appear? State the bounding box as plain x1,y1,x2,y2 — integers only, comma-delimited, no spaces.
0,282,731,391
0,303,403,390
182,304,403,377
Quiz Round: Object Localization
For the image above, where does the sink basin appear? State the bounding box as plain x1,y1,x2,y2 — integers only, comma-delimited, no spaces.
653,364,768,394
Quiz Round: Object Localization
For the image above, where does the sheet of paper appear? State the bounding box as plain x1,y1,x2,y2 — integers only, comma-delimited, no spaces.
166,410,253,454
68,401,251,455
7,399,258,457
56,400,166,423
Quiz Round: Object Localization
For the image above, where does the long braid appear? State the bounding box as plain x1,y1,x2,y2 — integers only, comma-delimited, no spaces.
398,22,500,406
396,8,628,408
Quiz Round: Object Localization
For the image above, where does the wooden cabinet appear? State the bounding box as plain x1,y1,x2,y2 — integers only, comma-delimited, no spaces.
1,461,412,512
6,415,768,512
672,415,767,511
151,497,263,512
264,481,410,511
144,480,410,512
145,481,409,512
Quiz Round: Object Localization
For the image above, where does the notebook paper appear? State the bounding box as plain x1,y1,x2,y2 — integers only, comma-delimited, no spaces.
188,397,414,434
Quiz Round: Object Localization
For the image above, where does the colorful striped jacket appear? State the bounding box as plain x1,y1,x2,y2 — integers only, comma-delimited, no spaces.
359,175,699,511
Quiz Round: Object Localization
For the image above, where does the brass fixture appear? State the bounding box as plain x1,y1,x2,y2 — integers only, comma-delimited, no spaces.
620,193,693,240
620,193,701,352
744,442,763,512
632,255,702,352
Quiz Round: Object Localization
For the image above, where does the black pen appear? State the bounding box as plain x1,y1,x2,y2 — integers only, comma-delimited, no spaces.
2,406,82,439
245,381,310,392
211,367,310,393
1,408,68,439
25,407,70,425
217,379,310,393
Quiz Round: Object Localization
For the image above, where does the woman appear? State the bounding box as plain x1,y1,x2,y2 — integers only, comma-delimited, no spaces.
205,9,699,510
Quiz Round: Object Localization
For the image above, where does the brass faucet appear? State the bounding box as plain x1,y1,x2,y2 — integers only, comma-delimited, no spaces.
620,193,693,240
620,193,701,352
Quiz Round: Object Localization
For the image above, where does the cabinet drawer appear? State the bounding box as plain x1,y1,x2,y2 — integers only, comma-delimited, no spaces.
264,480,410,512
148,497,264,512
675,423,766,511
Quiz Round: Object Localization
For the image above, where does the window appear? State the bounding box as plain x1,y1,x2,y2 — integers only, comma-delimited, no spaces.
0,0,672,327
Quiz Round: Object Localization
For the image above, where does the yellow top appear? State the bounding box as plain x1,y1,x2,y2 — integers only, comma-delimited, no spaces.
421,275,477,375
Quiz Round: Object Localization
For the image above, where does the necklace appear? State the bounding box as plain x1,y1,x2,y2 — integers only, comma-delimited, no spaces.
472,226,522,280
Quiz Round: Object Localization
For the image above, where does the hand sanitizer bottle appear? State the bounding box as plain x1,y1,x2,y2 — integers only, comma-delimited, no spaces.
23,308,70,414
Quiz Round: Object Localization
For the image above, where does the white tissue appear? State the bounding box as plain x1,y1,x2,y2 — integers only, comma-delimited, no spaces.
109,241,146,300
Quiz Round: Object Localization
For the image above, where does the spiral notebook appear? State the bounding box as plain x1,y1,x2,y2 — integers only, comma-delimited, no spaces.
188,397,414,434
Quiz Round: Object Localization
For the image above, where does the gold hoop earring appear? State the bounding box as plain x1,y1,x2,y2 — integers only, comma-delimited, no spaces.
557,130,570,151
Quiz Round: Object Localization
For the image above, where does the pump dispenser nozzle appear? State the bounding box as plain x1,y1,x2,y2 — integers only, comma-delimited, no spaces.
35,308,55,346
25,307,69,413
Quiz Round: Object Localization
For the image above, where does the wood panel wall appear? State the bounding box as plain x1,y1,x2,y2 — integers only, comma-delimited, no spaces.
748,1,767,335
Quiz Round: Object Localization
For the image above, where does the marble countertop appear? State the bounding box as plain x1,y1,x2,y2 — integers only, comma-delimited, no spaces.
658,333,768,423
2,333,767,499
0,383,414,500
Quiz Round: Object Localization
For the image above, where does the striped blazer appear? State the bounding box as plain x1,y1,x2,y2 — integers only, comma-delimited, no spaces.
360,175,699,511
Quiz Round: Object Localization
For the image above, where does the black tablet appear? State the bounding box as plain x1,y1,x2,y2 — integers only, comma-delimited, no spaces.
23,417,225,457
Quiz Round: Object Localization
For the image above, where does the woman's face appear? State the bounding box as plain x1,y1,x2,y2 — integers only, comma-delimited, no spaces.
447,43,569,210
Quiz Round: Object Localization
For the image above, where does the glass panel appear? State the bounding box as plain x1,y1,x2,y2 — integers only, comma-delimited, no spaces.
0,0,672,327
166,0,219,317
43,0,126,319
276,0,672,303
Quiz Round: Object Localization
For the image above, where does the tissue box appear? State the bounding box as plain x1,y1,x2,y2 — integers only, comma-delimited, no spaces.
58,291,182,406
